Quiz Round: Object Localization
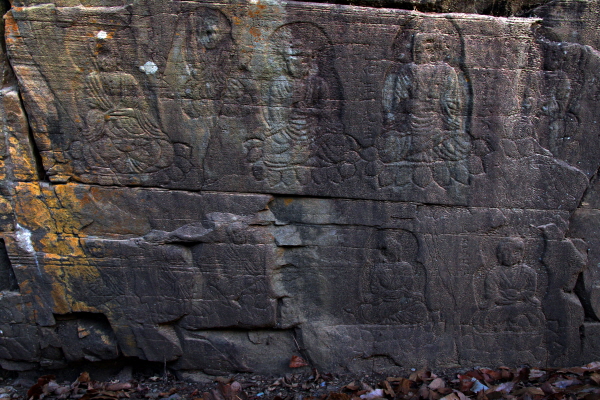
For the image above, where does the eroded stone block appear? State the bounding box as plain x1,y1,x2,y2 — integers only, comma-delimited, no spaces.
0,0,598,374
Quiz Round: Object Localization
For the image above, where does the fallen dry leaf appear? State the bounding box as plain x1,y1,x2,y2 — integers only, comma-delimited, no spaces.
454,391,469,400
529,369,546,380
584,363,600,371
383,380,394,397
410,370,433,383
359,388,384,400
465,371,484,381
78,372,91,384
492,381,515,393
542,381,556,395
440,393,460,400
457,375,474,393
480,369,502,383
327,393,351,400
105,383,133,391
290,355,309,368
553,379,581,389
429,378,446,391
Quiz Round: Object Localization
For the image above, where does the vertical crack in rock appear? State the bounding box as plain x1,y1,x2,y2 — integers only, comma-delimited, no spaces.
292,328,314,369
0,0,11,85
0,238,18,292
14,88,46,182
572,160,600,210
276,297,285,327
0,1,46,182
574,271,599,322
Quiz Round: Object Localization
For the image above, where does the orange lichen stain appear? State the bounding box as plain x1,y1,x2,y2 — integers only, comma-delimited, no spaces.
8,136,37,181
44,258,102,314
49,283,71,314
14,183,56,232
232,16,242,25
0,197,12,214
39,237,84,257
17,279,33,295
4,13,20,45
248,4,267,18
283,198,294,206
249,26,261,39
6,135,18,148
70,301,102,314
12,182,106,314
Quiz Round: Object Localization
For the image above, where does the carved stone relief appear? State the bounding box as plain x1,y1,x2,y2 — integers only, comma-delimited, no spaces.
71,35,175,186
470,238,546,363
359,230,427,325
162,8,237,176
375,24,472,191
1,0,599,374
473,238,544,332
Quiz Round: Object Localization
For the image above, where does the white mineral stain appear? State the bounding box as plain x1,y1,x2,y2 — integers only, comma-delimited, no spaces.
15,224,34,254
139,61,158,75
16,224,41,274
96,30,108,39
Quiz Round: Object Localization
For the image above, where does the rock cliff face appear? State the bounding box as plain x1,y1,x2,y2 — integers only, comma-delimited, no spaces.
0,0,600,374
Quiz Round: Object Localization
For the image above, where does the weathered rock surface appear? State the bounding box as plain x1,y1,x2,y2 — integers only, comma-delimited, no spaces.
0,0,599,374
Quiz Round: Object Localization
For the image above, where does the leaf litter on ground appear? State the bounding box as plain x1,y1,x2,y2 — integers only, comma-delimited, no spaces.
7,361,600,400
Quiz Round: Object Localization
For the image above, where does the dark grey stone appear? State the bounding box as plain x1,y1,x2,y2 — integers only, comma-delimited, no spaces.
0,0,599,375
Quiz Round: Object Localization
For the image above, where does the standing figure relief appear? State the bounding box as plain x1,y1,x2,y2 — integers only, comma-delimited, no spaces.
162,7,254,182
164,8,236,120
376,31,472,189
538,41,582,157
72,37,174,183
